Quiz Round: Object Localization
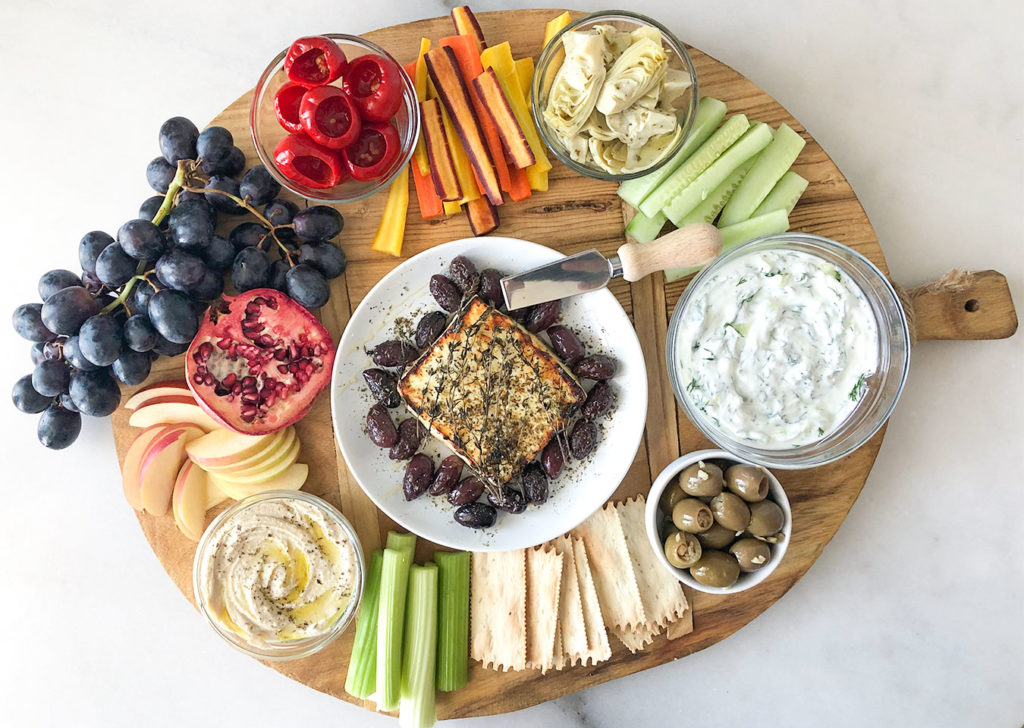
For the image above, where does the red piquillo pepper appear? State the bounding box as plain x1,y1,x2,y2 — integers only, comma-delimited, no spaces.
342,55,404,122
284,36,347,87
299,86,361,149
273,133,347,189
343,122,401,182
273,82,307,134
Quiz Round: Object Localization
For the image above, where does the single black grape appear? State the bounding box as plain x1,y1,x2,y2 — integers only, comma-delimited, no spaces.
159,116,199,164
123,314,158,352
13,374,52,413
239,165,281,206
95,244,138,287
38,404,81,449
196,126,234,166
175,189,206,205
13,303,56,342
148,289,198,344
129,280,161,316
202,145,246,177
204,235,234,271
264,199,298,226
40,286,100,335
231,247,270,291
117,219,168,261
267,259,289,291
78,314,123,367
68,368,120,417
205,175,245,215
79,231,114,274
299,242,347,278
62,335,99,371
30,342,47,365
152,335,189,356
293,206,344,241
285,264,330,308
146,156,177,193
155,249,207,291
59,392,79,413
38,270,83,301
139,195,165,223
32,359,71,397
168,197,215,253
187,268,224,301
112,349,153,385
229,222,270,250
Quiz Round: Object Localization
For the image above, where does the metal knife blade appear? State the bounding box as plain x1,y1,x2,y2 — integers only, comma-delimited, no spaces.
500,249,623,310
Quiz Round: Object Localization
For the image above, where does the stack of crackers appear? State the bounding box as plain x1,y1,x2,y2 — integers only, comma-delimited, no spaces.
470,495,692,672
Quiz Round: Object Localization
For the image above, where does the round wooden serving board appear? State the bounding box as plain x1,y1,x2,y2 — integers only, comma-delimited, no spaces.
110,8,1017,719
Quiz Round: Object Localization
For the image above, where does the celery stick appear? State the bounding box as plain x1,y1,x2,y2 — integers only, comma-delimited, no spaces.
719,124,806,225
663,123,773,226
378,534,417,712
637,114,750,218
677,158,756,226
665,209,790,282
625,210,667,243
617,97,728,208
387,530,418,557
345,550,384,700
752,170,809,217
435,551,469,692
399,563,438,728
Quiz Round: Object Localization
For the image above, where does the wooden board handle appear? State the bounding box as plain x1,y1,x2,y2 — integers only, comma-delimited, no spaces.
618,223,722,282
903,270,1017,341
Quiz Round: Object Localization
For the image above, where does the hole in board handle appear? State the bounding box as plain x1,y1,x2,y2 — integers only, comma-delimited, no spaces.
964,299,980,312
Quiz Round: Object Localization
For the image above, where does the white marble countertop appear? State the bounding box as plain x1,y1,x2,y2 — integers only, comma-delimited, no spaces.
2,1,1022,726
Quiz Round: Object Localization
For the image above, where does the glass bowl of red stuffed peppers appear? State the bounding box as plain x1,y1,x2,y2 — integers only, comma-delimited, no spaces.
251,34,419,203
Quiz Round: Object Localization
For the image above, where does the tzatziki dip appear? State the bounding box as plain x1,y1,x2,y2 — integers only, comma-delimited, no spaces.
676,248,878,449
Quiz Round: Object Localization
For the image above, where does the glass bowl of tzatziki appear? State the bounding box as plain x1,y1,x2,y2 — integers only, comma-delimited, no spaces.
668,234,911,469
193,490,364,660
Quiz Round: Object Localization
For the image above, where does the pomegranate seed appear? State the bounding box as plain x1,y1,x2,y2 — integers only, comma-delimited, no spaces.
192,373,204,384
216,338,231,349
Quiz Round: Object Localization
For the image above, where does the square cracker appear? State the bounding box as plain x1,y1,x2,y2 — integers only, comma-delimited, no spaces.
549,535,588,661
571,537,612,666
525,546,563,673
470,550,527,671
572,504,647,629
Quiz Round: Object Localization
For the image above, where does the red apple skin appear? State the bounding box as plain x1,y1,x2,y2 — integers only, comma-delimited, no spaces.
124,381,193,410
121,425,170,511
137,425,205,515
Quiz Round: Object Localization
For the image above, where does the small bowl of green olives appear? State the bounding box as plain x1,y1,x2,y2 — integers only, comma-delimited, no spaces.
645,449,791,594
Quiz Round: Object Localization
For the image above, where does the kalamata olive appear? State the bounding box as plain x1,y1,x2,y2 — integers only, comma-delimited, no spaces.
415,311,448,349
581,380,616,419
747,499,785,538
697,523,738,550
403,454,434,501
488,485,527,513
726,464,770,502
454,502,497,529
540,438,564,478
679,461,724,497
572,354,617,380
689,550,741,588
449,255,480,294
479,268,504,308
429,454,464,496
526,300,561,332
710,491,751,532
388,418,424,460
672,498,714,533
659,483,686,515
664,530,702,568
362,368,400,408
448,476,485,506
568,419,599,459
521,462,548,504
730,537,772,572
430,274,462,312
366,404,398,447
546,325,585,364
370,340,418,367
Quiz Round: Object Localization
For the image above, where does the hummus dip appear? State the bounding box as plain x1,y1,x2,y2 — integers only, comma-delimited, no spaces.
199,496,358,647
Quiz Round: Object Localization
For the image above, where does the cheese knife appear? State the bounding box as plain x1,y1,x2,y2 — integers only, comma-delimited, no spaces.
500,222,723,310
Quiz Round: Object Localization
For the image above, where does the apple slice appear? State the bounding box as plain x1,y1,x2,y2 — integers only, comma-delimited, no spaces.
223,435,300,480
124,381,193,410
172,459,211,541
210,464,308,501
138,425,205,515
121,425,170,511
203,428,295,474
185,427,276,468
129,401,219,432
205,477,229,509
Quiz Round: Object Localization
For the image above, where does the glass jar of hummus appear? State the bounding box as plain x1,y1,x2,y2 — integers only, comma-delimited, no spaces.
193,490,364,660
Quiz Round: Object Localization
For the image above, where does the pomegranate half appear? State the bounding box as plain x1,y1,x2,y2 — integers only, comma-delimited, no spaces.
186,289,336,434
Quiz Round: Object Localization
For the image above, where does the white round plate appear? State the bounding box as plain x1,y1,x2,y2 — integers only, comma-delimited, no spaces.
330,237,647,551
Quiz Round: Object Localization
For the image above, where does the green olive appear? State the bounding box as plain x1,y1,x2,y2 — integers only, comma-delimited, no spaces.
664,530,702,568
672,498,714,533
696,522,737,550
709,491,751,531
747,499,785,538
725,464,770,502
729,537,772,572
689,550,741,588
678,461,724,497
659,483,686,515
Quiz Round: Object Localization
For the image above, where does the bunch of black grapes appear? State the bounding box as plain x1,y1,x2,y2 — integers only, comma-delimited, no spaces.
12,116,348,449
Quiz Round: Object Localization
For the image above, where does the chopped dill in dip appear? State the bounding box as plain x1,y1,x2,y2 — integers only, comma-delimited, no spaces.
677,248,878,448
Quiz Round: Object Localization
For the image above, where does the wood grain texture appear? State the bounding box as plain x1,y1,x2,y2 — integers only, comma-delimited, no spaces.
107,8,1012,720
911,270,1017,341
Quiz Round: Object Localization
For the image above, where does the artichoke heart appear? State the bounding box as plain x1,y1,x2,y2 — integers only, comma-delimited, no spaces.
622,126,683,174
595,36,667,115
542,31,606,138
659,67,693,109
554,128,590,164
592,24,633,65
588,137,630,174
583,110,618,141
606,106,678,148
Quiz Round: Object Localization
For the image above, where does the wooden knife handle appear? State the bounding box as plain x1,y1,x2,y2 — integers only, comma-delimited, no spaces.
905,270,1017,341
617,223,722,282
